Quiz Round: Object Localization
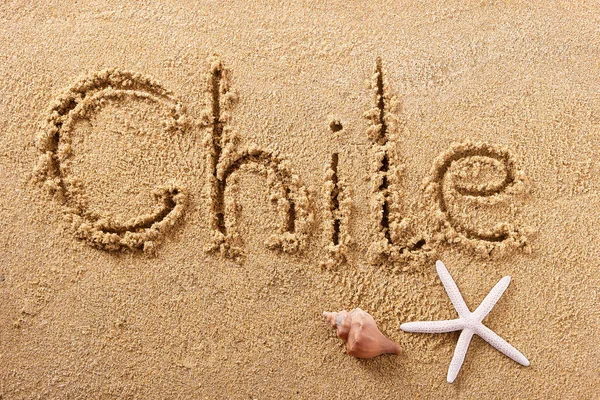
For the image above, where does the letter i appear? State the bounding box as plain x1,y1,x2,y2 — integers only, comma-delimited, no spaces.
322,120,351,269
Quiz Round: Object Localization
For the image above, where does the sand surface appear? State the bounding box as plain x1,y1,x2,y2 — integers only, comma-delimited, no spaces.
1,1,599,398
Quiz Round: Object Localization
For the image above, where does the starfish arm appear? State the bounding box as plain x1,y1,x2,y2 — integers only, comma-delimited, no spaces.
476,323,530,367
435,260,470,318
473,276,511,322
447,328,474,383
400,318,464,333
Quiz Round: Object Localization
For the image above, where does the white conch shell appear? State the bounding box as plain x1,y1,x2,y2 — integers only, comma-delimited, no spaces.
323,308,401,358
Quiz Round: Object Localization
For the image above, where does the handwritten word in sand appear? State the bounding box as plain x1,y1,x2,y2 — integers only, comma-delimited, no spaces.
34,58,529,263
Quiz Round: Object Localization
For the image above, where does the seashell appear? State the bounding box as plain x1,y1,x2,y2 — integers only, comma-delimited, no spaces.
322,308,401,358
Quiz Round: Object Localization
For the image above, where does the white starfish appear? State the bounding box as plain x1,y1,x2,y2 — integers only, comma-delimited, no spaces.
401,260,529,383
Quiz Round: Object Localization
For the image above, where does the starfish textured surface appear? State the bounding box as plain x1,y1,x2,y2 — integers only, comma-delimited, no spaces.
401,260,530,383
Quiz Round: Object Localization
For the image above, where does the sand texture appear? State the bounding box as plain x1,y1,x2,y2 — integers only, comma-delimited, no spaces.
1,1,599,398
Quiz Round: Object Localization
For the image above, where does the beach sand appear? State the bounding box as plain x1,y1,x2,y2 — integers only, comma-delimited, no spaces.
1,1,599,398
